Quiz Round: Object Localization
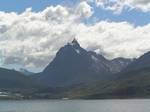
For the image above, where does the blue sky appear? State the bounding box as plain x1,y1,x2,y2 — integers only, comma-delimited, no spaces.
0,0,77,12
0,0,150,26
92,7,150,26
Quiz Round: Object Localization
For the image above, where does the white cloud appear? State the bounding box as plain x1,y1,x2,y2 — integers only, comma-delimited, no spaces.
129,0,150,12
0,1,150,71
74,22,150,59
76,1,94,19
93,0,150,13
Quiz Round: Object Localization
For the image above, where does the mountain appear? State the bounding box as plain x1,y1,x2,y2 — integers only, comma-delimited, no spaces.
19,68,34,76
0,67,39,89
1,39,150,99
33,39,132,87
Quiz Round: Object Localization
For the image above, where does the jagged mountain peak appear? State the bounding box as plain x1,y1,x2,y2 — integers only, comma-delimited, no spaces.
72,38,79,44
68,38,80,48
56,38,85,57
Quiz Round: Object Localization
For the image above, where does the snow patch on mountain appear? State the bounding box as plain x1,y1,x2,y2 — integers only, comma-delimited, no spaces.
75,49,80,54
91,55,98,61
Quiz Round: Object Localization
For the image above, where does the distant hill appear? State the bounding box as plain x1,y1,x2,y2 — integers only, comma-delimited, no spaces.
0,67,39,89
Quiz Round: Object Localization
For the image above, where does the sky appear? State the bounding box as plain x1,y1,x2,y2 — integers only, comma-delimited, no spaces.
0,0,150,72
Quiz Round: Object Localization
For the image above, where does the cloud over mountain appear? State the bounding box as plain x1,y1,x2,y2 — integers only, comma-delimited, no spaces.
0,1,150,71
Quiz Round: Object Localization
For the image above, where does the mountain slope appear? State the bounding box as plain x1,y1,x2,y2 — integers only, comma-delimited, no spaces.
84,67,150,99
123,52,150,72
0,67,38,89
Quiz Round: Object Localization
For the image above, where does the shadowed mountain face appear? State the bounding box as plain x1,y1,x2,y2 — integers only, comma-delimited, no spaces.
35,39,132,87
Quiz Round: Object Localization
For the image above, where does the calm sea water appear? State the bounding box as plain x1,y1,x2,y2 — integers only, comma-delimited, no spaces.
0,99,150,112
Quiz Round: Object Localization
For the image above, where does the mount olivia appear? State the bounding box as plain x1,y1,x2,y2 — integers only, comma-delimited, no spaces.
32,39,132,87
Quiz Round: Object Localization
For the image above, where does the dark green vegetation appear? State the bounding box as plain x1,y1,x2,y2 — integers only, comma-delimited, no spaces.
1,39,150,99
63,67,150,99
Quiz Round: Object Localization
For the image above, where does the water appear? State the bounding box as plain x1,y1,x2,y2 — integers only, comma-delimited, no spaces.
0,99,150,112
